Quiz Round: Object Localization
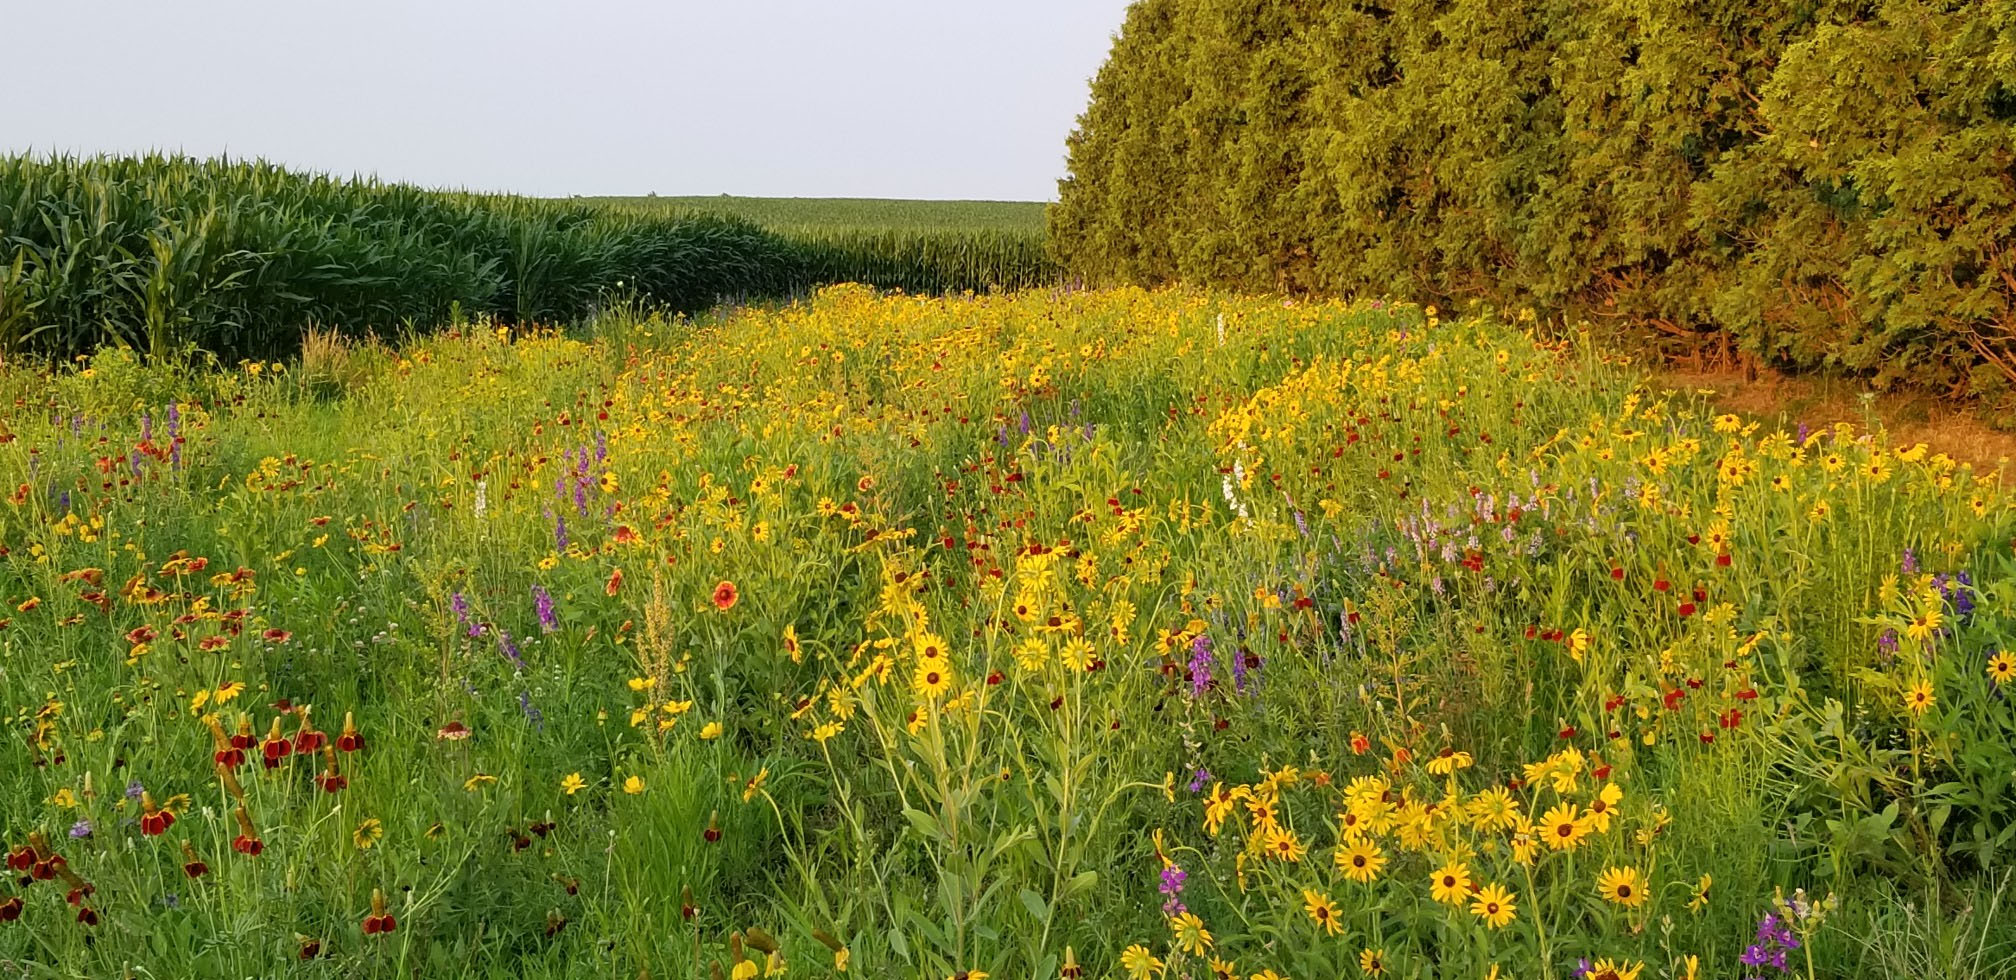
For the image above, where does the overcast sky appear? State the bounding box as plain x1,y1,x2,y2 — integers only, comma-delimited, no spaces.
2,1,1133,201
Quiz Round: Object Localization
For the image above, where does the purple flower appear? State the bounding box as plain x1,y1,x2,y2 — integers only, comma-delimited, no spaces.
519,689,544,731
533,585,558,633
125,780,144,800
1572,958,1593,980
1902,547,1918,575
497,628,524,671
1158,863,1188,915
69,820,92,839
1188,768,1212,793
1187,635,1214,698
452,592,481,639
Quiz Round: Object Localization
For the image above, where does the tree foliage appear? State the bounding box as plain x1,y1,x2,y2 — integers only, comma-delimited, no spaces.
1053,0,2016,402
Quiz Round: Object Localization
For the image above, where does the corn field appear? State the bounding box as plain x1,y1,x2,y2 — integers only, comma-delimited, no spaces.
0,156,1059,359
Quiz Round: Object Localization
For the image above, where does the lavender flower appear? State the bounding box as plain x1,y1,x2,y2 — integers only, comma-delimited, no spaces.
497,628,524,672
519,689,544,731
452,592,481,639
533,585,558,633
1902,547,1919,576
69,820,92,839
124,780,144,800
1187,634,1214,698
1188,768,1212,794
1158,863,1188,915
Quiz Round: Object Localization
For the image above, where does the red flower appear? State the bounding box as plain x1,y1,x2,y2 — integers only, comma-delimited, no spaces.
1677,602,1696,618
337,712,364,753
711,580,738,611
260,717,294,768
1609,566,1624,581
181,842,208,879
263,628,292,644
362,889,397,935
294,707,327,754
230,716,255,751
317,745,348,792
5,845,34,872
1699,732,1716,744
139,793,175,836
0,897,21,922
1719,708,1744,729
75,906,98,926
1653,578,1671,593
1663,689,1686,711
1349,732,1370,755
605,567,624,596
1715,552,1732,568
231,805,263,856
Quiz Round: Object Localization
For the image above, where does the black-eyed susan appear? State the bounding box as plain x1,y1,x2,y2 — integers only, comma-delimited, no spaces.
1264,827,1305,862
1585,782,1622,833
913,664,953,700
1426,747,1473,775
1429,860,1472,906
1586,958,1644,980
1302,888,1342,935
1988,652,2015,687
1903,679,1935,715
1358,948,1387,976
1335,837,1385,883
1469,883,1516,928
1596,866,1648,908
1542,802,1590,851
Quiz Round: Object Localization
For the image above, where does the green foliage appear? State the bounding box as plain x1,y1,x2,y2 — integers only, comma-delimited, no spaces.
589,196,1047,233
1053,0,2016,405
0,156,1059,361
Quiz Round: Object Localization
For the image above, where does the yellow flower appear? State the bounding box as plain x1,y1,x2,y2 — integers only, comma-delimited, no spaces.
742,768,769,803
1429,860,1472,906
1169,910,1213,956
560,772,587,795
1470,883,1517,928
49,788,78,809
1465,786,1521,832
1120,943,1163,980
1587,959,1643,980
1302,889,1342,935
810,721,844,742
626,676,656,692
913,663,953,699
1263,827,1305,863
732,962,758,980
1904,679,1935,715
1596,866,1648,907
1358,948,1388,976
464,772,498,792
623,775,645,795
1988,652,2016,687
700,721,724,740
1688,873,1713,912
1426,747,1473,775
1585,783,1622,833
1542,803,1591,851
1336,837,1386,883
353,817,383,850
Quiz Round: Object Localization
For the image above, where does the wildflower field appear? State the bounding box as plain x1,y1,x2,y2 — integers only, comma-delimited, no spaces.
1,286,2012,979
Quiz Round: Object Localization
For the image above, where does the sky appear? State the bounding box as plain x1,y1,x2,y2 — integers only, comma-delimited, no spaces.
1,0,1134,201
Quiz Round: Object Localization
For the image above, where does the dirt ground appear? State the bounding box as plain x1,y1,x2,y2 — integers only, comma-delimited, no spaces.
1654,367,2016,473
